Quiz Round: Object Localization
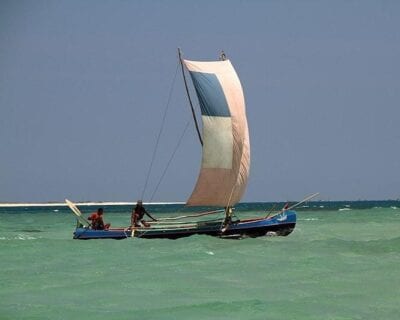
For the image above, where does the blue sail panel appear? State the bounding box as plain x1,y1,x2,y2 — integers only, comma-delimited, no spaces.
189,71,231,117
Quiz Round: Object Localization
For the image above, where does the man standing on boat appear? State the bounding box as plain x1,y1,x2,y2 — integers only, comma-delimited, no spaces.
88,208,110,230
131,200,157,227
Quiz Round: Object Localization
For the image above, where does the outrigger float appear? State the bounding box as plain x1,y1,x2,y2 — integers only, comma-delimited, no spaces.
67,50,318,240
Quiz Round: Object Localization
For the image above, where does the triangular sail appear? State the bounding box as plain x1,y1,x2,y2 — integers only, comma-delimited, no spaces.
183,59,250,207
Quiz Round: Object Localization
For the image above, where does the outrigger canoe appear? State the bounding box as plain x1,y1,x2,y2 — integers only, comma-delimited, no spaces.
72,210,296,240
67,50,318,240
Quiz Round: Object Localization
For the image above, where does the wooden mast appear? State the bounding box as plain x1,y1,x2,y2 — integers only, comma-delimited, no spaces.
178,48,203,146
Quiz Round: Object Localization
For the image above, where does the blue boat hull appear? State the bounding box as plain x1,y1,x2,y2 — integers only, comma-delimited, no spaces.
73,211,296,240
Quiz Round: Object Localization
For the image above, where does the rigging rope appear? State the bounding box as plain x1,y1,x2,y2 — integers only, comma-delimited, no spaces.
141,62,180,201
155,209,225,221
149,119,191,202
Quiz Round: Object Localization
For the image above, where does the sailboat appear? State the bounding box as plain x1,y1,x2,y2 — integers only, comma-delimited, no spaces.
69,50,309,240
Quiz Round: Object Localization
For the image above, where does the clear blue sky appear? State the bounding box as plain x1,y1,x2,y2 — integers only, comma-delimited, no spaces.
1,0,399,203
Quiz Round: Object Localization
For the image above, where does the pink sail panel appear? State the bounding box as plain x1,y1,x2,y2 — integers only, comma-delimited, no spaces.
183,59,250,207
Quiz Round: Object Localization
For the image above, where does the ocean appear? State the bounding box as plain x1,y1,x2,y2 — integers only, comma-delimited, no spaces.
1,201,399,319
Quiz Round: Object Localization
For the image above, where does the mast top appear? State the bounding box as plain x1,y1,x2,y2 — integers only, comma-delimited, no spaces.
219,50,227,61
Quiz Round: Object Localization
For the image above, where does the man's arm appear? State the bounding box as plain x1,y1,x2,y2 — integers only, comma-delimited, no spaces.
144,210,157,221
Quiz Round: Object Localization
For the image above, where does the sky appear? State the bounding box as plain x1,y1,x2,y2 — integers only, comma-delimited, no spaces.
1,0,399,203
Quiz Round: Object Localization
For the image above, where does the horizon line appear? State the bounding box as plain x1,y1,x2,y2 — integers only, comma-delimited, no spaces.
0,201,185,208
0,199,399,208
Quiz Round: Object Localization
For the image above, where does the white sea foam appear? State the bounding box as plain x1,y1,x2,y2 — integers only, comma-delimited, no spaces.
0,235,37,240
339,208,351,211
391,206,398,210
16,234,37,240
206,251,215,255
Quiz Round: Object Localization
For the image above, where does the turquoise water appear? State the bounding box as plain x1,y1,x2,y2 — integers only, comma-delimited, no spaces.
1,202,399,319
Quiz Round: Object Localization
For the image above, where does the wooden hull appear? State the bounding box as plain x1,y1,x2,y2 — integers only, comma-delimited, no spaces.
73,211,296,240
